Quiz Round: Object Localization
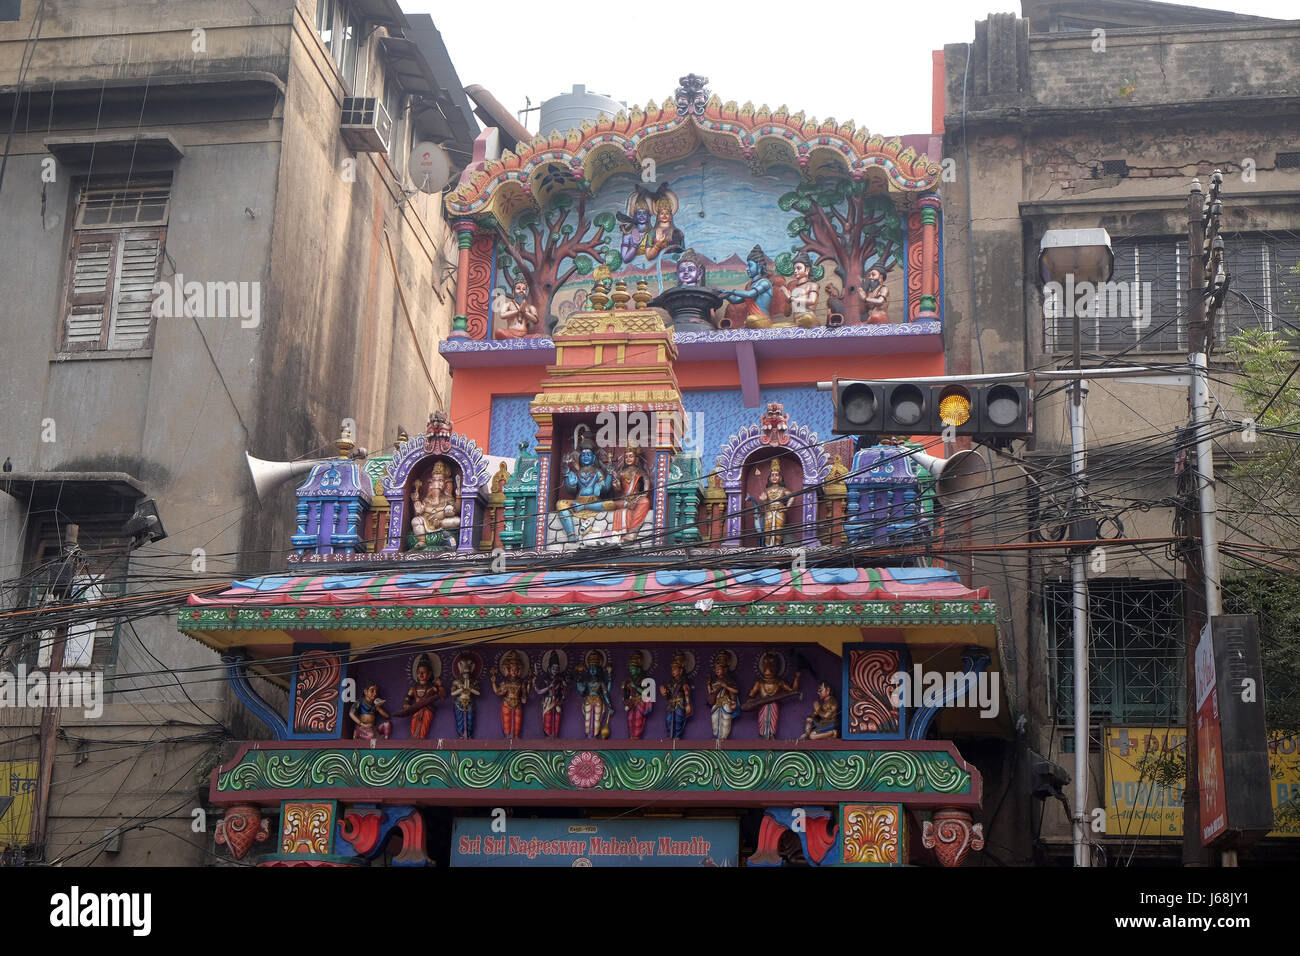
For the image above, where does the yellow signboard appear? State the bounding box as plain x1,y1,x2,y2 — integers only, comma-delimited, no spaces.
0,761,38,848
1103,727,1300,839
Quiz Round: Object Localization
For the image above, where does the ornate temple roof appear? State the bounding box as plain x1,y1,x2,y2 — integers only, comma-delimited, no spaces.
447,78,942,226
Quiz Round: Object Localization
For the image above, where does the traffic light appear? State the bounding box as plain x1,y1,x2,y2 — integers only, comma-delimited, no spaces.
832,377,1033,445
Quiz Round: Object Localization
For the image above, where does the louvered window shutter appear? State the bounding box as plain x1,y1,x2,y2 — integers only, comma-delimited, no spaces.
107,227,164,350
62,232,117,350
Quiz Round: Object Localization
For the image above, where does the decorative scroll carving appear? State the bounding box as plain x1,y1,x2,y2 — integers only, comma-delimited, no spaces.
280,801,335,855
294,650,342,735
922,808,984,867
847,647,903,736
464,232,494,340
218,745,974,801
907,211,925,322
842,803,901,864
214,804,269,861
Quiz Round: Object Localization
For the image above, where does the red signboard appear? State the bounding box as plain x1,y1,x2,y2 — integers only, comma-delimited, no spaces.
1195,624,1227,845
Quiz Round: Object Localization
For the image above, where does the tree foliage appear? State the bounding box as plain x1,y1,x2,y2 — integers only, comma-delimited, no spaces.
1223,319,1300,742
777,180,903,323
491,192,612,330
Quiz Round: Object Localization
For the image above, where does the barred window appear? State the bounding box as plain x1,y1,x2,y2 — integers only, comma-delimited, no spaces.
1048,579,1185,724
1043,231,1300,354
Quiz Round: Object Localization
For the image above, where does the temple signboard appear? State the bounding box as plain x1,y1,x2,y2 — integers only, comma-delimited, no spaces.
451,817,739,867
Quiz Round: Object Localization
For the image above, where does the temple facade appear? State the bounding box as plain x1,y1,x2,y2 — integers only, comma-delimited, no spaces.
182,77,1009,867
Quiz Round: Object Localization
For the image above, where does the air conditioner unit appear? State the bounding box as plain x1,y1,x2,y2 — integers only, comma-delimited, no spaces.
340,97,392,153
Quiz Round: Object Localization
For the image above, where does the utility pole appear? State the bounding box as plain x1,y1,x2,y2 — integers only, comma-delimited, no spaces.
1182,172,1228,866
29,524,81,860
1070,321,1091,868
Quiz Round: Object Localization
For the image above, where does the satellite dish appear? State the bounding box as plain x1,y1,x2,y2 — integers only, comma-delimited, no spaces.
409,141,453,193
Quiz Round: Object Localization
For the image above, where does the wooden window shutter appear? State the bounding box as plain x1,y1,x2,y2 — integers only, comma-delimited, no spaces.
107,227,165,350
62,232,117,350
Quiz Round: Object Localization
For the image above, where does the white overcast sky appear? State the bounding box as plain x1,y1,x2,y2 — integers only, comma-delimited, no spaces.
416,0,1292,139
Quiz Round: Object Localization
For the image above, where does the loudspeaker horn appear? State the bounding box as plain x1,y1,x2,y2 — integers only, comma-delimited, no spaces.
245,453,324,502
905,448,989,507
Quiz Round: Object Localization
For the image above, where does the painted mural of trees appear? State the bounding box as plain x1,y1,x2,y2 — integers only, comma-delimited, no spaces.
779,180,903,324
492,191,617,331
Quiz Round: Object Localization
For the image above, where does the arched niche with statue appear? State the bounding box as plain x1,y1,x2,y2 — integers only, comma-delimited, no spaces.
380,413,491,554
714,403,829,547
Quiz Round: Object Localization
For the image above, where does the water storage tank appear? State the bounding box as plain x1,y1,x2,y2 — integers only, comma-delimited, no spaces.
537,84,625,137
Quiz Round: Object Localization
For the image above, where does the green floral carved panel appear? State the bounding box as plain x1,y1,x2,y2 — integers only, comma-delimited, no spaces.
216,746,972,800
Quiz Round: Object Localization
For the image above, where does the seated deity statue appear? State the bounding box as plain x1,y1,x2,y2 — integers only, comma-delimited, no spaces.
554,427,615,544
610,442,653,543
410,461,460,549
494,279,540,339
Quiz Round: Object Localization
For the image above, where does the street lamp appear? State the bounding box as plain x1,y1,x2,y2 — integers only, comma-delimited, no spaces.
1038,228,1115,286
1038,227,1112,869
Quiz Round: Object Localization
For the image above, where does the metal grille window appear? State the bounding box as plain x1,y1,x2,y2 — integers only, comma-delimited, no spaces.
1048,579,1185,724
1043,231,1300,353
60,179,169,352
1217,232,1300,340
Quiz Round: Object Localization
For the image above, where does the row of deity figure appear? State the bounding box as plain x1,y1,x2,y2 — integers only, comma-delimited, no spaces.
347,650,841,743
494,246,890,337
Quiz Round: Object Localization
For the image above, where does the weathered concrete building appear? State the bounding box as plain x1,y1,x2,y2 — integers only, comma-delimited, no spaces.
0,0,475,864
940,0,1300,862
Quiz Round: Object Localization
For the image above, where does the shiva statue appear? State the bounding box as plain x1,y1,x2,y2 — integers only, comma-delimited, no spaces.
617,194,653,264
574,650,614,739
555,425,615,544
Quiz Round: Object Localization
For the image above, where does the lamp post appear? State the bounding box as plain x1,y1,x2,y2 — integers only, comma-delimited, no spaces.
1039,228,1113,868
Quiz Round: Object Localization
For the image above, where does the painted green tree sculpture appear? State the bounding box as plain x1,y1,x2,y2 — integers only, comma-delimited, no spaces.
779,181,903,324
492,192,617,331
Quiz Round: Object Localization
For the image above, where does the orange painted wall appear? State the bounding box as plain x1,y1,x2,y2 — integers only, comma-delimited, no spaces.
449,350,946,450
